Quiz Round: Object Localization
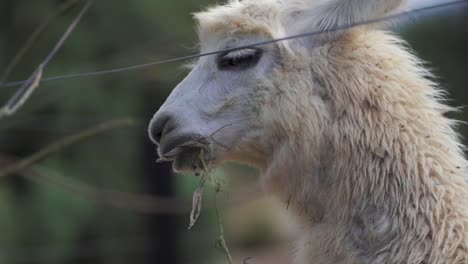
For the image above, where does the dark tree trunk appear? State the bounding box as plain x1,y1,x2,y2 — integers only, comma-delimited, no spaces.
140,87,181,264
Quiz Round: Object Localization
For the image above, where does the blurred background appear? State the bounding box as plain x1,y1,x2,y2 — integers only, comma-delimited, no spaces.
0,1,467,263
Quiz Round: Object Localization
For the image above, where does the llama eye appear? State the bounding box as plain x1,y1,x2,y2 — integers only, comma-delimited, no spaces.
217,48,262,71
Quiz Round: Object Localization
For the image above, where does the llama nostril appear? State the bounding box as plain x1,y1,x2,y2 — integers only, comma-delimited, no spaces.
148,113,174,145
153,130,163,144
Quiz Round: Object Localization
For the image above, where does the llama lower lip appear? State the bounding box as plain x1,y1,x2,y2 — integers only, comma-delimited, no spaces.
157,138,209,172
169,146,206,173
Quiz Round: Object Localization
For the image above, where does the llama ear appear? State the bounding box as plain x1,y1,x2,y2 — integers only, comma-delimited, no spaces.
282,0,406,38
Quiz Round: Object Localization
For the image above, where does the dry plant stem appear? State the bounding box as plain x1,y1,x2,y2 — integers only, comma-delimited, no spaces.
186,131,234,262
0,118,137,178
28,167,190,215
1,0,466,89
0,157,262,215
188,149,211,229
215,182,233,264
0,0,84,86
188,173,209,229
0,0,95,119
0,155,190,214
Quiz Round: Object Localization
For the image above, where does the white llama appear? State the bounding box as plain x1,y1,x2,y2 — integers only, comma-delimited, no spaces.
148,0,468,263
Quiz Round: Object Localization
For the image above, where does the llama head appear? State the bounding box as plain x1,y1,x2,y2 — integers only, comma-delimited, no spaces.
148,0,405,173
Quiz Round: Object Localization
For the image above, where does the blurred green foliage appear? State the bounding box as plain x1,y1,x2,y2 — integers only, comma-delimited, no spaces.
0,1,467,264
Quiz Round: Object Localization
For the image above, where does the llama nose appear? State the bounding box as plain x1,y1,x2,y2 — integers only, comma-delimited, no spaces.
148,113,175,145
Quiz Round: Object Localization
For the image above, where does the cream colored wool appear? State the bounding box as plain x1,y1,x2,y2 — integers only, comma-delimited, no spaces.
152,0,468,263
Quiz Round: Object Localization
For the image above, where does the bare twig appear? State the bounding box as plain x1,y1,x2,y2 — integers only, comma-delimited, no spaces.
188,148,211,229
188,173,209,229
0,160,262,216
0,0,84,86
243,257,253,264
0,0,95,119
29,169,190,215
1,0,466,89
184,127,236,261
0,118,137,178
186,147,233,263
214,181,233,264
0,154,263,215
0,155,190,214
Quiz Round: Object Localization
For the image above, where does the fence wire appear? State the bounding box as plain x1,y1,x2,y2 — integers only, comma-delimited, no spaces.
1,0,467,89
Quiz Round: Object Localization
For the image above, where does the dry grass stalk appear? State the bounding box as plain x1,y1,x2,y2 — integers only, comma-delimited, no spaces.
187,148,234,263
0,0,95,119
0,118,137,178
0,0,84,86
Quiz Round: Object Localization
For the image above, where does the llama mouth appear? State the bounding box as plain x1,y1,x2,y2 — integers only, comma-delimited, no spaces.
157,138,211,174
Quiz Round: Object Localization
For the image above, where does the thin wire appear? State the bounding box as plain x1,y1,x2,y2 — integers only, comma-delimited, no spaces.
0,0,95,118
0,0,84,86
1,0,467,89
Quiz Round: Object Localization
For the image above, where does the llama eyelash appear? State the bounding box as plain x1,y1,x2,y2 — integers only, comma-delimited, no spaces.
217,48,263,71
221,48,260,60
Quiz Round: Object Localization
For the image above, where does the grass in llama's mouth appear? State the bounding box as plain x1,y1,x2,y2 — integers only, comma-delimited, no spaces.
157,141,212,176
157,137,231,260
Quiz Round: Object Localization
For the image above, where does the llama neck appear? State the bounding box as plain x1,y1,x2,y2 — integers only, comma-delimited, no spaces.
263,29,468,262
264,29,468,229
262,72,468,263
319,29,468,221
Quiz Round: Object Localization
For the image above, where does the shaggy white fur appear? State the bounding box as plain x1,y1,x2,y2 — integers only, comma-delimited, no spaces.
149,1,468,263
